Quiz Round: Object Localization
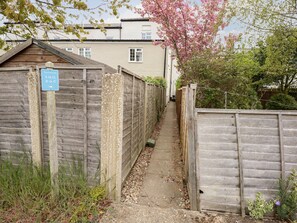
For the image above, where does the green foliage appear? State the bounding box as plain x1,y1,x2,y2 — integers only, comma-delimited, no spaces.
175,76,182,90
276,170,297,221
229,0,297,39
266,93,297,110
264,27,297,93
183,50,262,109
0,0,131,49
0,154,107,222
248,192,274,220
145,76,167,88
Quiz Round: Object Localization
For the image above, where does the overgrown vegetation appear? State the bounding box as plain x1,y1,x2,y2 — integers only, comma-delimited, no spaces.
247,192,274,220
266,93,297,110
248,170,297,221
178,27,297,110
276,170,297,221
144,76,167,88
183,50,262,109
0,155,109,222
175,76,182,90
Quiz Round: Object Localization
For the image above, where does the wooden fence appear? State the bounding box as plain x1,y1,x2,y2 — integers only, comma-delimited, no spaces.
120,67,165,183
177,85,297,215
0,66,165,201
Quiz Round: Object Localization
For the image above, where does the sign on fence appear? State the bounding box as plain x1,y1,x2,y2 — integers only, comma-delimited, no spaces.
41,69,59,91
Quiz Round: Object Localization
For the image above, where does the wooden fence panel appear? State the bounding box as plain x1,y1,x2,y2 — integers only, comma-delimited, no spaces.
121,72,133,182
120,68,166,183
283,115,297,175
40,68,103,181
195,109,297,214
197,112,241,213
0,66,166,199
0,69,31,160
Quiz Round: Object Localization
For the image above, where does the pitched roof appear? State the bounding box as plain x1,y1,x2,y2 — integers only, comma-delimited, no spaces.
0,38,117,73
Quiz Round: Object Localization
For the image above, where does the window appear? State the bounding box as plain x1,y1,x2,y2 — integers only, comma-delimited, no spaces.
141,25,152,40
129,48,143,62
63,48,73,53
141,32,152,40
79,48,91,58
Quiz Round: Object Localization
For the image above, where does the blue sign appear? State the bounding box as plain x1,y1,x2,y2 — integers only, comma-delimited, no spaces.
41,69,59,91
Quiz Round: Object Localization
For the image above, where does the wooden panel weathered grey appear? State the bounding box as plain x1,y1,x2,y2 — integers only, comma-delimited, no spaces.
195,109,297,214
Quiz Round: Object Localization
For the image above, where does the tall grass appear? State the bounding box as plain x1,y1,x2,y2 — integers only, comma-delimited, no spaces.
0,154,108,222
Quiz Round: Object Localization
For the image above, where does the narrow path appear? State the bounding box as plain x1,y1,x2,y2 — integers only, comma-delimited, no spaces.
102,102,199,223
137,102,186,208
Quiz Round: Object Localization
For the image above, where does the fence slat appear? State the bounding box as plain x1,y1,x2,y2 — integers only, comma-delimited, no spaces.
143,83,148,146
83,69,88,177
278,114,285,180
195,112,201,211
130,76,135,169
235,113,245,217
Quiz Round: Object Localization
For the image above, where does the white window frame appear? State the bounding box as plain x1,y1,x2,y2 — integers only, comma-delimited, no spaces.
63,47,73,53
129,48,143,63
78,47,91,58
141,32,152,40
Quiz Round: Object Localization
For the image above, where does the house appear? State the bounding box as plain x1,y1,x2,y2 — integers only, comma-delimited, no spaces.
1,18,180,101
0,38,116,74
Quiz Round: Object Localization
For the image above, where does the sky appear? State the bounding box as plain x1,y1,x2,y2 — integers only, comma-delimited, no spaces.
93,0,246,43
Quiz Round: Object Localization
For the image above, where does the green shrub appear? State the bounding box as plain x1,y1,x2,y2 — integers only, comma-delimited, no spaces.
175,76,182,90
266,93,297,110
144,76,167,88
276,170,297,221
248,192,274,220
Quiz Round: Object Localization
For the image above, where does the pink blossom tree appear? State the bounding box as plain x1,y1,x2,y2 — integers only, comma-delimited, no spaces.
138,0,230,72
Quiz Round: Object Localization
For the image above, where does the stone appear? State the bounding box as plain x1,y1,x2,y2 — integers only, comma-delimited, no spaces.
146,138,156,148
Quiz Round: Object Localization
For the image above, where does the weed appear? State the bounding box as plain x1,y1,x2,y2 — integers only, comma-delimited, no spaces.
248,192,274,220
276,170,297,221
0,154,108,222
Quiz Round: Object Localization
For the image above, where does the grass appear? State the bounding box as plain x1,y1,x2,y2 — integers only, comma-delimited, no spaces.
0,155,110,223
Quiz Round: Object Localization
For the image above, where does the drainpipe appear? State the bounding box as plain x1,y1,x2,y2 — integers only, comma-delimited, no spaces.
169,55,173,100
163,47,167,79
120,23,122,39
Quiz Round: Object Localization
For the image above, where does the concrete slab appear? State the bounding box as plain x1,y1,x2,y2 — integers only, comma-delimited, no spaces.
101,203,220,223
150,149,174,161
138,102,185,210
146,160,176,175
138,173,183,208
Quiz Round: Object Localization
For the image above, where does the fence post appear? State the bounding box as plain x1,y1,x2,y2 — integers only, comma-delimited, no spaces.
100,72,124,202
180,87,188,173
235,113,245,217
130,76,135,168
27,68,43,166
43,62,59,195
143,82,148,146
278,113,285,180
83,68,88,177
187,84,198,211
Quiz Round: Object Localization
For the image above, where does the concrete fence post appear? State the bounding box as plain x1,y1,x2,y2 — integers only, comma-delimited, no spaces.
45,62,59,195
27,68,43,166
100,72,124,202
143,83,148,143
